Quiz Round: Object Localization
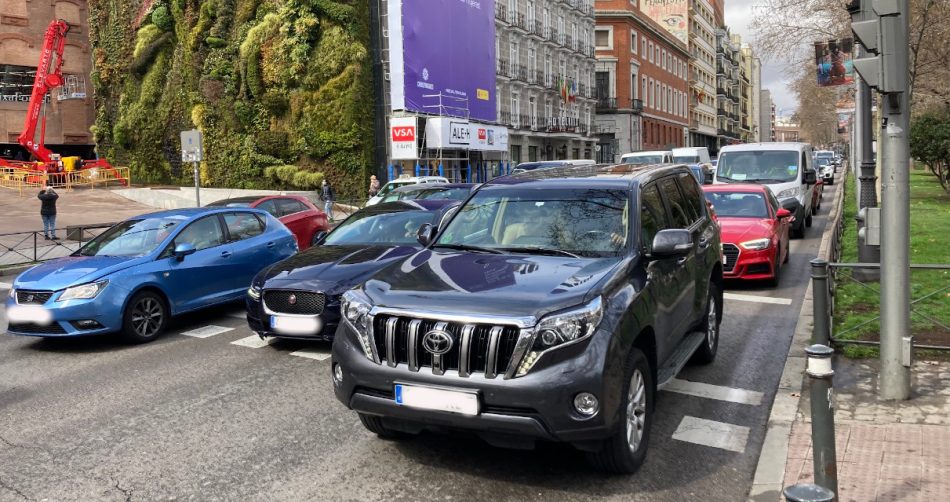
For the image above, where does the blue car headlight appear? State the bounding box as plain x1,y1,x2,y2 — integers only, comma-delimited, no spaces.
58,280,108,301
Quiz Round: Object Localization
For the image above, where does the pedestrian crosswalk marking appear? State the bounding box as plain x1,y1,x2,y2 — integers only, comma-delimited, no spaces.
231,335,271,348
181,325,234,339
663,379,763,406
672,416,750,453
290,348,332,361
723,292,793,305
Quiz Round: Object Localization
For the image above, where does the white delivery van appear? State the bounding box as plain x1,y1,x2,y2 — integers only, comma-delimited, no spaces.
714,142,819,238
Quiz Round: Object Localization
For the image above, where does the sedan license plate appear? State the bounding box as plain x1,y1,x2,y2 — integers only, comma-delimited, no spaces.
394,384,479,416
270,315,321,335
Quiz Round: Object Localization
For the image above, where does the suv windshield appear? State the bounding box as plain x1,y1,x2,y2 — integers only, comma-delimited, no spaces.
436,188,629,257
716,150,800,183
622,155,662,165
75,217,184,257
323,209,436,246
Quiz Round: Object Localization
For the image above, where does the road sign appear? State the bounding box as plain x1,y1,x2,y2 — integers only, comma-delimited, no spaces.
181,129,203,162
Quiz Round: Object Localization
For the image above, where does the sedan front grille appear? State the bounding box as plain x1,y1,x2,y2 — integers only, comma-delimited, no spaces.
722,244,740,273
371,315,524,378
16,290,53,305
263,290,325,315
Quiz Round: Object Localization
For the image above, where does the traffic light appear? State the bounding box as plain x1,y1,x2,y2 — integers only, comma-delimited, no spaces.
848,0,906,94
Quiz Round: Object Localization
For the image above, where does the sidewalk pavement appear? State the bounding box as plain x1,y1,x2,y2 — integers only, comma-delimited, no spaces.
783,358,950,501
0,187,150,234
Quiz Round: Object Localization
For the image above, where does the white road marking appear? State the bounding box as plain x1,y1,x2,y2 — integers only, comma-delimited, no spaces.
663,379,764,406
231,335,271,349
226,310,246,319
289,348,332,361
180,325,234,339
723,292,793,305
672,416,750,453
0,282,12,290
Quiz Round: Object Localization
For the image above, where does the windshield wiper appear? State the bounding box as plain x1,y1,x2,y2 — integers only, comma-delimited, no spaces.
432,243,503,254
496,246,581,258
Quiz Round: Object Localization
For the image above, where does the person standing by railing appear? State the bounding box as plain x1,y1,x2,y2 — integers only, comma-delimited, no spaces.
321,179,335,222
38,183,59,240
368,175,380,198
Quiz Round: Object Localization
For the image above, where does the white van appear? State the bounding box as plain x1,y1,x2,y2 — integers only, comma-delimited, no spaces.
619,151,673,165
714,142,819,238
672,147,712,166
366,175,450,206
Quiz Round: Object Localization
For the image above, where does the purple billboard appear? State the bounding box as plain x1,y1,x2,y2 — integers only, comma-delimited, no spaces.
388,0,497,122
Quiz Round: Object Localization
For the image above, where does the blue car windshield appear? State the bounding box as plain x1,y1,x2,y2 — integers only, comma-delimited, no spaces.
76,217,184,257
323,210,436,246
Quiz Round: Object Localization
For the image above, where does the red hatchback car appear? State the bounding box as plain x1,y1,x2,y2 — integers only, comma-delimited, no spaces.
702,184,792,286
207,195,329,250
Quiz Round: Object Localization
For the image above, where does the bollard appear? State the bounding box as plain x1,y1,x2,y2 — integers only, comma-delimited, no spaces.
811,259,830,345
806,344,838,498
784,483,835,502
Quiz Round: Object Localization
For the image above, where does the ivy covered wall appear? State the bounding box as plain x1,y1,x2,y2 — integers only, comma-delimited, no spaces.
88,0,375,197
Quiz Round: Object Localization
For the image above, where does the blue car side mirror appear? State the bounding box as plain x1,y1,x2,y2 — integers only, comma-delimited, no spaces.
173,243,197,261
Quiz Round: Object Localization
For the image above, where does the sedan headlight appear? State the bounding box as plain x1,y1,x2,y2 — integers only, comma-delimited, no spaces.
776,187,800,200
247,286,261,301
517,297,604,377
740,238,771,251
341,290,376,362
58,280,108,301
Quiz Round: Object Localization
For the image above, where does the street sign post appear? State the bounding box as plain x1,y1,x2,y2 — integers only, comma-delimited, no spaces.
180,129,203,207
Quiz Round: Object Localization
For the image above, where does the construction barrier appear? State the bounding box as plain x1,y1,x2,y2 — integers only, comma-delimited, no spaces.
0,166,131,196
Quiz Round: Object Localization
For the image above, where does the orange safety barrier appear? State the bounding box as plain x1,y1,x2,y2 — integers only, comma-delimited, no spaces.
0,166,131,196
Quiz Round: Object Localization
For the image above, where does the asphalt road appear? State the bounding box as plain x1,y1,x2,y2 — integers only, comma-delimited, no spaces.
0,183,836,501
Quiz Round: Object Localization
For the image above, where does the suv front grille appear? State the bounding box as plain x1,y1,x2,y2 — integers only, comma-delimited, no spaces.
722,244,740,273
16,290,53,305
372,315,523,378
263,290,325,315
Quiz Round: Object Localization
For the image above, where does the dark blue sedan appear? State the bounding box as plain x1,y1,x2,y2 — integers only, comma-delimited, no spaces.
246,199,459,341
5,208,297,343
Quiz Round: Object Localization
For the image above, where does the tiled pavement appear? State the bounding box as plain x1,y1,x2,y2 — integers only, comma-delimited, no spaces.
784,360,950,501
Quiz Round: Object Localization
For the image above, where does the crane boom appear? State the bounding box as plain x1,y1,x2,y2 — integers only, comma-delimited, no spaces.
17,19,70,165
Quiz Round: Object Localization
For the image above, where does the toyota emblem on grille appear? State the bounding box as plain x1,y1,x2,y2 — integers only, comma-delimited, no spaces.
288,294,297,305
422,329,453,355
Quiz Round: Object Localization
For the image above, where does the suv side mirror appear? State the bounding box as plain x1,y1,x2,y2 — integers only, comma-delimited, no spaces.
416,223,437,247
804,169,818,185
173,242,197,261
651,229,693,257
313,231,328,245
776,208,792,220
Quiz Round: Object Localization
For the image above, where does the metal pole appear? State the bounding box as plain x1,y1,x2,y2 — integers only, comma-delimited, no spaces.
879,0,912,400
193,161,201,207
806,344,838,497
811,259,830,346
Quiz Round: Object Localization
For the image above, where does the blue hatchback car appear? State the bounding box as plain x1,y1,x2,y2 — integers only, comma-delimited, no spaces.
5,208,297,343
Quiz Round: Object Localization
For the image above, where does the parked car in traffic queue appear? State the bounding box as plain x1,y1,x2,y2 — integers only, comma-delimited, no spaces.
377,183,477,204
703,184,792,286
5,208,297,343
207,195,329,250
245,199,461,342
365,176,450,206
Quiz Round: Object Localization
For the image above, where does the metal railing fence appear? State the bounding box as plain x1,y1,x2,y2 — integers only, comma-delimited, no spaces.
0,224,113,268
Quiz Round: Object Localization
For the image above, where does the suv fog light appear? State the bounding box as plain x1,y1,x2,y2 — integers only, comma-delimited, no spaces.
333,363,343,383
573,392,599,416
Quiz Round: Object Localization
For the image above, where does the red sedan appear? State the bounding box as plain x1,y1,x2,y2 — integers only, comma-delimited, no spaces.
702,184,792,286
208,195,329,250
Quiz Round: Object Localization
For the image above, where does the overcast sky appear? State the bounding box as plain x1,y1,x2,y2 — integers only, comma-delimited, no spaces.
725,1,798,117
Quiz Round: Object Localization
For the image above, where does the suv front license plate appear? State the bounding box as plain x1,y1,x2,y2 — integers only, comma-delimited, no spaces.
394,384,479,416
270,315,321,335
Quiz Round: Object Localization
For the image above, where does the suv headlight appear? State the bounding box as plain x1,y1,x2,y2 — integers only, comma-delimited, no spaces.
740,238,771,251
58,280,108,301
776,187,800,200
517,297,604,377
341,290,377,362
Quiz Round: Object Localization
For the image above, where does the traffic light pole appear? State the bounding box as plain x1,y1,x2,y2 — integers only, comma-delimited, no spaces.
878,0,912,400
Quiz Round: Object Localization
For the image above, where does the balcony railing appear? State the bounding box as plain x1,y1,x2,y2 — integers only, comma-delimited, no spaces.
531,20,544,37
495,4,508,22
631,98,644,113
596,96,617,111
511,12,527,31
498,59,510,78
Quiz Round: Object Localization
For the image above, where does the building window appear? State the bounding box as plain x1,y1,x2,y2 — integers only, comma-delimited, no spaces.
527,0,535,25
631,70,638,100
528,47,536,74
642,37,647,56
631,31,638,54
655,45,660,66
0,65,38,100
511,90,520,126
648,42,654,63
662,49,667,71
594,27,611,49
642,75,647,105
649,78,654,108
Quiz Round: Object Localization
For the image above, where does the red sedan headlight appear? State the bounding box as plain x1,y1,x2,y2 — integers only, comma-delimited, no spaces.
739,238,771,251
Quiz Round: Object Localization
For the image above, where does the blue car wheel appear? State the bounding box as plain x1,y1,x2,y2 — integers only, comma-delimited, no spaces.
122,291,168,344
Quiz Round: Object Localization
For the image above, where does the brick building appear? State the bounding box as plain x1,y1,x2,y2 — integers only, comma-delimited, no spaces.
593,1,689,162
0,0,95,159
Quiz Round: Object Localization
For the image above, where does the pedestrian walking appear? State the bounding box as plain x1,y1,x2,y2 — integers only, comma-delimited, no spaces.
38,184,59,240
321,180,335,221
368,175,380,198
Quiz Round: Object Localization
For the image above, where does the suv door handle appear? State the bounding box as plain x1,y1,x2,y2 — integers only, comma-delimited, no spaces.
221,251,232,258
266,241,276,248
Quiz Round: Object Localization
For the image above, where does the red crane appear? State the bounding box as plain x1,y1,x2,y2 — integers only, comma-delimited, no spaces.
4,19,116,175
